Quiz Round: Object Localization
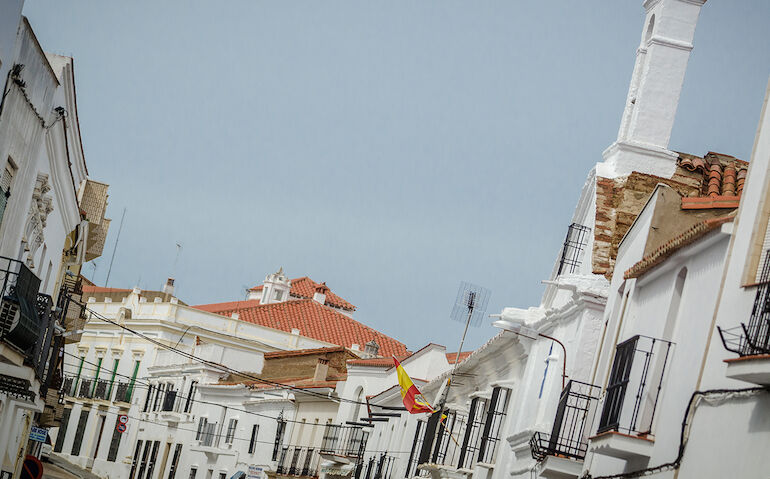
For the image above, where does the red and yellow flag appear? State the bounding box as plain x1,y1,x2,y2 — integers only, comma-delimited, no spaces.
394,357,434,414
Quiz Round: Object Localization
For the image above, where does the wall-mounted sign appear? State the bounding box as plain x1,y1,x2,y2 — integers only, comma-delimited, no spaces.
28,427,47,442
0,374,34,401
247,465,265,479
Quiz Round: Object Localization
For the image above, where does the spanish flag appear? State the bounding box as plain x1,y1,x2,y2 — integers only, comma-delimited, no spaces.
394,357,434,414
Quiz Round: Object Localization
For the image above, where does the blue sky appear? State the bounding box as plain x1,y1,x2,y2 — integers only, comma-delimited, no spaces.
23,1,770,351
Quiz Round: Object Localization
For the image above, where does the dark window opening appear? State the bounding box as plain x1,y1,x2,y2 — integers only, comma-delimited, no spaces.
557,223,591,275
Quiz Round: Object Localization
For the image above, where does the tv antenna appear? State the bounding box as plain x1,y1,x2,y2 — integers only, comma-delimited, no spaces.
437,281,491,407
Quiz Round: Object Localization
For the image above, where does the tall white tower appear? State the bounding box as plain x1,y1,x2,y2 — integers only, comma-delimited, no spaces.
600,0,707,179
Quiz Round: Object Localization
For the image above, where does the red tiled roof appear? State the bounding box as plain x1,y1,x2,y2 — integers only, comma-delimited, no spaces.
678,152,748,209
445,351,473,364
192,298,408,357
249,277,355,311
624,215,735,280
251,277,355,311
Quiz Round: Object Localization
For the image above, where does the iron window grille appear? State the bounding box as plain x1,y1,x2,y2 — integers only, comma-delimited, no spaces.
597,335,673,437
718,250,770,356
167,444,183,479
319,424,369,458
114,381,133,403
144,441,161,479
431,410,468,468
458,397,487,469
53,407,71,453
184,381,198,413
107,416,123,462
225,418,238,445
557,223,591,275
530,380,600,461
405,421,427,478
477,387,511,464
358,454,396,479
70,408,90,456
273,417,287,460
128,440,144,479
248,424,259,454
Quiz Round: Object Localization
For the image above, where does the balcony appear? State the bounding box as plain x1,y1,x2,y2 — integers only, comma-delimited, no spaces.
319,424,370,460
718,273,770,386
530,381,600,477
63,375,135,405
588,335,672,461
56,279,87,345
113,381,134,404
276,446,320,478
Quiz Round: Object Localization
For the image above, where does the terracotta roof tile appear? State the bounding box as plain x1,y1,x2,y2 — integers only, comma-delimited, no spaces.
677,152,749,203
624,215,735,280
192,298,408,357
347,356,408,368
249,276,355,311
445,351,473,364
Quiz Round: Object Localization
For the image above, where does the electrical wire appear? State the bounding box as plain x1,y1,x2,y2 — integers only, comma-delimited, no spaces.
580,387,766,479
57,369,416,456
71,296,403,410
60,350,400,429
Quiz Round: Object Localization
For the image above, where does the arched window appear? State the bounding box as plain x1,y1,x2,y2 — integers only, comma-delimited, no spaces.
350,387,364,422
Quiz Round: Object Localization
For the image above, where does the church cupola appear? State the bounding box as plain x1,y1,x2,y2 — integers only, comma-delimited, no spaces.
261,267,291,304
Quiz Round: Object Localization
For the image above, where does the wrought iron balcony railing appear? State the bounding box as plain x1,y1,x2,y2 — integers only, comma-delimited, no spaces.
276,446,320,477
596,335,673,437
319,424,369,459
531,380,600,461
113,381,134,403
718,256,770,357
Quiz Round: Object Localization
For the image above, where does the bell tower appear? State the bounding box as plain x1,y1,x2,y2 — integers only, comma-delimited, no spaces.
600,0,707,179
261,267,291,304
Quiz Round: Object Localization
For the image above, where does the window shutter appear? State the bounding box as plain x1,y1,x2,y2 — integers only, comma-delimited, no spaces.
757,219,770,283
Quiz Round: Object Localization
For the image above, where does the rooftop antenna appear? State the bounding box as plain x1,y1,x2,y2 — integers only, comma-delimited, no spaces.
421,281,490,463
172,243,182,276
439,282,490,405
105,207,126,288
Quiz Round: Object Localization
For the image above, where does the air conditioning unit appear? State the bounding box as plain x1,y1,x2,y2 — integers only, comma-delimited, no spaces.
0,296,39,350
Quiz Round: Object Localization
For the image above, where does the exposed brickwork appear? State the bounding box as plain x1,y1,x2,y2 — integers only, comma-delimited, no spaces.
592,166,704,278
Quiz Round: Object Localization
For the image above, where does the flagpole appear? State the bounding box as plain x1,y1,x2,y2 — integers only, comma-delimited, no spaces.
436,291,475,413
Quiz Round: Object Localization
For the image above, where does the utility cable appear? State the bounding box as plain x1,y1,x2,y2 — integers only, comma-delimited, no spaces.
580,387,766,479
71,296,404,410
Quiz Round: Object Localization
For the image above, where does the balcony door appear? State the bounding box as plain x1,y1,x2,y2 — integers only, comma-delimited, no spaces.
598,336,637,433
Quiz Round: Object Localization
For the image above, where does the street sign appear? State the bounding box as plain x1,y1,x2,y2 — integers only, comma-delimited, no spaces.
247,465,264,479
28,427,47,443
116,423,127,433
118,414,128,424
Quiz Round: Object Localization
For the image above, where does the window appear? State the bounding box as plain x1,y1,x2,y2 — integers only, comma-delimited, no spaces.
54,408,72,453
184,381,198,413
196,418,207,441
478,387,511,464
143,385,155,412
272,418,286,460
219,474,226,479
274,290,283,301
153,383,166,411
129,440,144,479
71,409,90,456
136,441,152,479
188,468,197,479
406,421,426,478
458,397,487,468
167,444,183,479
557,223,591,275
248,425,259,454
144,441,161,479
107,417,123,462
225,418,238,445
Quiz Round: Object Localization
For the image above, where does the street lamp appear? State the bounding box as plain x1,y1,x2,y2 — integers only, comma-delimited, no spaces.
491,317,568,389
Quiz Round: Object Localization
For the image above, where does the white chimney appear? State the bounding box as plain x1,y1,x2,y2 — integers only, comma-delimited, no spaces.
163,277,175,297
231,312,239,320
313,282,329,305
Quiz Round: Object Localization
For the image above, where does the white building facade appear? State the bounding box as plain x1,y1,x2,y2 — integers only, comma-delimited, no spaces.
0,9,111,479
